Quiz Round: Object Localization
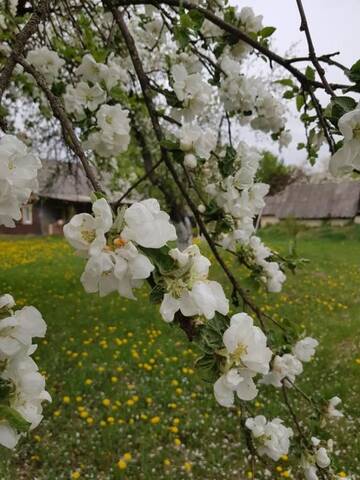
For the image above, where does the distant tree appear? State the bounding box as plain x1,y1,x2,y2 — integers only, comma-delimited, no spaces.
257,151,296,195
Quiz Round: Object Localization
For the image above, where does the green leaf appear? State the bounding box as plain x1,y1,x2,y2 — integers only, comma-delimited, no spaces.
173,25,190,48
260,26,276,38
195,354,219,383
110,86,126,102
296,94,305,111
149,284,166,304
188,10,204,30
218,145,237,177
140,246,176,274
160,139,180,150
0,405,31,433
305,66,315,81
332,96,357,113
283,90,294,99
275,78,294,87
349,59,360,83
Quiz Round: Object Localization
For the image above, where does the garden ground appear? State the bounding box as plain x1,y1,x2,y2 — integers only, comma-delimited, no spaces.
0,225,359,479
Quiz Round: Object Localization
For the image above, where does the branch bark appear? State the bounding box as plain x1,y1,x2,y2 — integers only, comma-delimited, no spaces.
108,3,269,332
15,56,106,194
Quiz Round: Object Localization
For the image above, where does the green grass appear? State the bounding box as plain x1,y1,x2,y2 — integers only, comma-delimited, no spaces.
0,226,359,479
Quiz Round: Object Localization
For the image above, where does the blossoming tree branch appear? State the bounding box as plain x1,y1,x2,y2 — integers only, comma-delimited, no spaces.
0,0,358,477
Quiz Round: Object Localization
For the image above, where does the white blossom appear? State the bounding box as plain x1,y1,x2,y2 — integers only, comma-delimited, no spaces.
261,353,303,388
292,337,318,362
64,82,106,117
0,294,15,310
171,63,212,118
122,199,177,248
159,245,228,322
246,415,293,461
81,243,154,299
326,396,344,418
63,198,113,256
27,47,64,83
0,348,51,449
0,306,46,359
177,123,216,160
85,104,131,157
76,54,108,84
329,106,360,175
214,313,272,406
0,135,41,228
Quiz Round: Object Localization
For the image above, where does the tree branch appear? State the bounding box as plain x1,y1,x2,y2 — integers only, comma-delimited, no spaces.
0,0,49,103
295,0,336,97
108,3,270,333
15,56,106,194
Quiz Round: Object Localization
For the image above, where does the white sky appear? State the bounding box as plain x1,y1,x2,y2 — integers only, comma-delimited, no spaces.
231,0,360,170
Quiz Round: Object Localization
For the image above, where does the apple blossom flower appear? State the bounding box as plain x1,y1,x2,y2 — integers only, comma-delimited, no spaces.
64,82,106,115
329,105,360,175
171,63,212,118
214,313,272,405
63,198,113,257
84,104,131,157
122,199,177,249
27,47,64,83
246,415,293,461
0,347,51,449
261,353,303,388
159,245,228,322
0,294,15,310
326,396,344,418
0,135,41,228
80,243,154,299
76,53,108,84
292,337,319,362
0,306,46,359
177,123,216,160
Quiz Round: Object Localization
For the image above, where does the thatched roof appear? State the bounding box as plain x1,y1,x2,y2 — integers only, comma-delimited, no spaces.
263,182,360,219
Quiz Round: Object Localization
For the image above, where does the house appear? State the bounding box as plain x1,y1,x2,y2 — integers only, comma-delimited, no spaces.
261,181,360,227
0,160,93,235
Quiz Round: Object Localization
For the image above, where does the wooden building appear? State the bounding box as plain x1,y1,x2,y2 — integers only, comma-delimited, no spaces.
0,161,93,235
261,182,360,227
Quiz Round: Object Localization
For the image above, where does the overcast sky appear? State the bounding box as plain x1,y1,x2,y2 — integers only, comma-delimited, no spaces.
231,0,360,170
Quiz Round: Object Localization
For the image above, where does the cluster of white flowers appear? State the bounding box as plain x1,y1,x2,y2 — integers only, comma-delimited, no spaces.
0,134,41,228
0,294,50,449
84,104,131,157
227,7,263,60
205,142,268,243
329,103,360,176
302,437,332,480
171,62,212,120
27,46,65,83
249,236,286,292
177,123,217,169
219,56,289,137
262,337,318,388
160,245,228,322
245,415,293,461
213,313,272,405
202,141,285,292
63,54,130,157
64,198,177,299
76,53,129,91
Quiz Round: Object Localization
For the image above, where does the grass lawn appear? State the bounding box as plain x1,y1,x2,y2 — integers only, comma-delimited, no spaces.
0,226,359,479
